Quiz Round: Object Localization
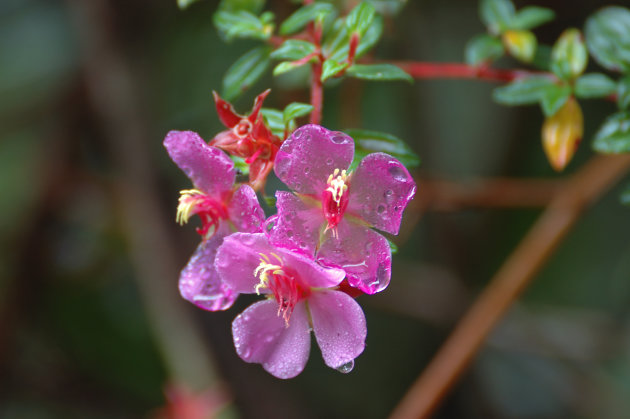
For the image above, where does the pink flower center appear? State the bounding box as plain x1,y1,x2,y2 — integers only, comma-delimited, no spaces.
177,189,228,239
254,253,311,326
322,169,350,236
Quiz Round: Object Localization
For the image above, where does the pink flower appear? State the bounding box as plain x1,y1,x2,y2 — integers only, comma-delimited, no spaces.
215,233,367,379
164,130,265,311
268,124,416,294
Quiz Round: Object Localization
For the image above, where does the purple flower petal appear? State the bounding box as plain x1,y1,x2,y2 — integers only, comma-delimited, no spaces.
164,130,236,197
309,290,366,370
318,220,392,294
347,153,416,235
216,233,346,292
179,228,236,311
274,125,354,196
228,184,265,233
232,299,311,379
267,191,324,257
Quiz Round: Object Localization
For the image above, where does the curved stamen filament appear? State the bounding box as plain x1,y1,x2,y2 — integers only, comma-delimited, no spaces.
326,169,348,205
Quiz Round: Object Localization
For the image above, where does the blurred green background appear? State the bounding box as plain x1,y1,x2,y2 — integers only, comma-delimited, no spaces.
1,0,630,418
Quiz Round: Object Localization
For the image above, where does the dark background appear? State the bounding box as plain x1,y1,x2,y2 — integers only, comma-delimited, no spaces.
2,0,630,418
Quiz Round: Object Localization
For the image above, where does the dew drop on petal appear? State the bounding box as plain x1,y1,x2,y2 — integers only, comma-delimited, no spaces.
287,230,294,238
388,165,407,181
304,166,310,174
331,134,348,144
376,204,386,214
336,360,355,374
326,157,334,165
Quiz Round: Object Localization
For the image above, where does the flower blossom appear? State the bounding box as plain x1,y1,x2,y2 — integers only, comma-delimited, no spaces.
268,124,416,295
210,89,282,191
215,232,367,379
164,130,265,311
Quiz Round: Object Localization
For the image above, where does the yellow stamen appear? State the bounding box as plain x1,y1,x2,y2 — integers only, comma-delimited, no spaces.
176,189,204,225
326,169,349,205
253,253,284,294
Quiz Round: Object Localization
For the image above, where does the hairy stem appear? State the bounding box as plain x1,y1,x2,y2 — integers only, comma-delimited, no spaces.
389,153,630,419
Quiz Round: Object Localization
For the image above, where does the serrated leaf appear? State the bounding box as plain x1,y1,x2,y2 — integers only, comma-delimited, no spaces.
261,108,285,137
510,6,554,30
218,0,265,14
345,129,420,171
574,73,616,99
323,15,383,63
621,184,630,206
492,76,555,105
502,29,537,63
321,59,348,81
592,111,630,154
283,102,313,123
222,46,272,101
617,77,630,110
346,64,412,82
213,10,273,41
178,0,203,10
465,34,504,66
480,0,515,34
540,84,571,117
346,2,376,36
550,28,587,80
585,6,630,73
279,2,335,35
270,40,316,61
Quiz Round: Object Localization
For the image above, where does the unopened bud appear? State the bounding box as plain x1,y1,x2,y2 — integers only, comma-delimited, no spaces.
541,97,583,171
502,30,537,63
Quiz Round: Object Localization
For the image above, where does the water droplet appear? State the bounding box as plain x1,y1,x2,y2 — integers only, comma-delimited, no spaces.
300,241,307,248
330,134,348,144
376,263,389,285
336,360,354,374
242,348,252,358
294,181,302,190
264,335,274,343
388,165,407,181
326,157,334,165
376,204,386,214
286,230,294,238
304,166,310,174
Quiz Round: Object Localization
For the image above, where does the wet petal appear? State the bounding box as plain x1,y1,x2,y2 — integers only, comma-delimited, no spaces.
164,130,236,196
179,229,236,311
309,290,366,370
318,220,392,294
274,124,354,196
228,184,265,233
281,248,346,289
232,299,311,379
213,91,242,128
347,152,416,235
267,191,324,257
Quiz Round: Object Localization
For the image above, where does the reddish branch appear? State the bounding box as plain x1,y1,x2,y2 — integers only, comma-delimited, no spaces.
391,61,538,83
389,153,630,419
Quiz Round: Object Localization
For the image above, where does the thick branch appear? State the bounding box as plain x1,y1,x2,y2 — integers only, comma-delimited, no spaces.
391,61,538,83
389,153,630,419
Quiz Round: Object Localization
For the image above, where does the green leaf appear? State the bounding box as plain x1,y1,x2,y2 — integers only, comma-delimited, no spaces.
621,183,630,206
387,238,399,255
346,2,376,36
344,129,420,170
531,44,552,71
540,84,571,117
492,76,555,105
585,6,630,73
321,59,348,81
222,46,272,101
465,34,504,66
574,73,616,99
283,102,313,123
592,111,630,153
270,40,316,61
213,10,273,41
230,156,250,175
261,108,285,137
480,0,515,34
503,29,537,63
263,195,277,208
217,0,265,14
323,15,383,63
617,76,630,110
550,28,587,80
279,2,336,35
510,6,554,30
177,0,204,9
346,63,412,82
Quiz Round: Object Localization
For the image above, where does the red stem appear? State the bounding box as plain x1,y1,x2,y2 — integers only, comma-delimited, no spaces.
392,61,537,83
310,59,323,124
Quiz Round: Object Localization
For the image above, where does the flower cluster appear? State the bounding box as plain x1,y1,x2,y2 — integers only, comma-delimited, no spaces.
165,116,416,379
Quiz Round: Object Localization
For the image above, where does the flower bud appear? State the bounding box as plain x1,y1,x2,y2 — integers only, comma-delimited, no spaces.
541,97,583,171
502,30,537,63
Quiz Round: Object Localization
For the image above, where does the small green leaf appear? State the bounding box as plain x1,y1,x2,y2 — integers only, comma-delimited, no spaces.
283,102,313,123
510,6,554,30
222,46,272,101
465,34,504,66
323,15,383,63
261,108,285,137
617,77,630,110
574,73,616,99
346,64,412,82
177,0,203,9
346,2,376,36
213,10,273,41
344,129,420,170
218,0,265,14
585,6,630,73
480,0,515,34
321,59,348,81
270,40,316,61
621,183,630,206
279,3,335,35
550,28,587,80
502,29,537,63
263,195,277,208
231,156,250,175
492,76,555,105
540,84,571,116
593,111,630,153
387,238,398,255
273,61,299,76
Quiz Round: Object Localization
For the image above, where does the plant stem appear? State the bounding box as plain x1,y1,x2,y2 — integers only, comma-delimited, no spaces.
310,60,323,124
391,61,539,83
389,153,630,419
